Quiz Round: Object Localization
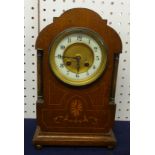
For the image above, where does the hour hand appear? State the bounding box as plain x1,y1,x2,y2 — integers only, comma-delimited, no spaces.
76,57,81,73
62,56,77,59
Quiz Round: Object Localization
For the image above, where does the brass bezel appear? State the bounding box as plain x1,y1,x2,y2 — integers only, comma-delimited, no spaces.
49,27,107,86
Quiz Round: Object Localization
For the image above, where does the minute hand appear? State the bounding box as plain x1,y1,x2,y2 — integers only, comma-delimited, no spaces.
76,57,80,73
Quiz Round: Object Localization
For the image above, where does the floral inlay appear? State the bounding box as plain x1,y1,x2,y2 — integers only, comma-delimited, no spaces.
70,99,83,117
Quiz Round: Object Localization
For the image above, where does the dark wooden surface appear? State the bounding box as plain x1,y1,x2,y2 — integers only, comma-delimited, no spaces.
33,8,122,147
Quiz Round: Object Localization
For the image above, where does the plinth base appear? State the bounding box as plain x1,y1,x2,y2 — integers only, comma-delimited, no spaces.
33,126,116,149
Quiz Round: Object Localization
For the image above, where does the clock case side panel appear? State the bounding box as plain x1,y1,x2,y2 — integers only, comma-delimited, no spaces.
35,8,122,133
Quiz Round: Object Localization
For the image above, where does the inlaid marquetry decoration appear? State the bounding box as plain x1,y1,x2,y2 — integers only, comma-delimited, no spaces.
70,99,83,118
53,97,98,125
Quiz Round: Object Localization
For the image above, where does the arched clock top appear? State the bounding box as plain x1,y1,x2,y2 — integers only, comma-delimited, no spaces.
35,8,122,54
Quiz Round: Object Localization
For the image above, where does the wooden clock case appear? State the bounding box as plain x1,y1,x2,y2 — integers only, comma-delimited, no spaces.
33,8,122,148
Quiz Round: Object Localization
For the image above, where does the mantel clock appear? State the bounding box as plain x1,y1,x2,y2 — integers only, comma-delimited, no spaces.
33,8,122,149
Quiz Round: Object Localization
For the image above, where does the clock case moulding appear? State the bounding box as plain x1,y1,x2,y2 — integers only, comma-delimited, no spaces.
32,8,122,149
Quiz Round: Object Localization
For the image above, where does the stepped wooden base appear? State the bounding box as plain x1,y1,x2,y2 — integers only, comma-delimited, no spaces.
33,126,116,149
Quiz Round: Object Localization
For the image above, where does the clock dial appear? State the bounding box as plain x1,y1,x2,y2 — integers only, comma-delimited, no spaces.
49,28,107,86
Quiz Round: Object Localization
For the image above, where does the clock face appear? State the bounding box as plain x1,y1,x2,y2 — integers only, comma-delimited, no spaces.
49,28,107,86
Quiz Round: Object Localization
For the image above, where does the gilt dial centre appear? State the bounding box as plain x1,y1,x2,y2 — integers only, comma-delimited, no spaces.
63,43,94,74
